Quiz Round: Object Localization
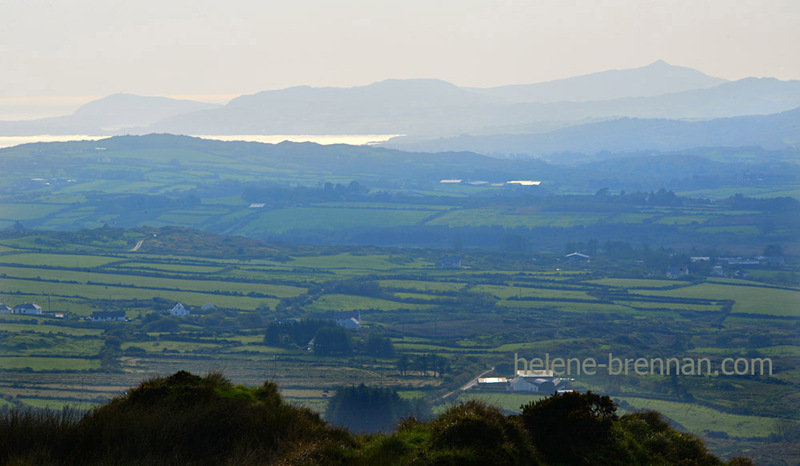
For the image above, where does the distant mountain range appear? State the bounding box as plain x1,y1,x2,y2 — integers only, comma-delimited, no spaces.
383,106,800,159
468,59,727,102
1,61,798,159
0,94,220,136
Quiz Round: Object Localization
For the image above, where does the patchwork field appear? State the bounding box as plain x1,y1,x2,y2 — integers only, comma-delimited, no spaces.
0,230,797,464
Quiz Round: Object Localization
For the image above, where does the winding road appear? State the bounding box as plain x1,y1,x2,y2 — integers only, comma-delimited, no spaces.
441,366,495,400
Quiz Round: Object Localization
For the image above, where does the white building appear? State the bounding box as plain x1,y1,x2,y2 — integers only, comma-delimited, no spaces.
170,302,189,316
13,303,43,315
334,311,361,329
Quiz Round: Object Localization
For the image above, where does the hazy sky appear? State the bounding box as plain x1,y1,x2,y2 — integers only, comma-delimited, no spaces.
2,0,798,118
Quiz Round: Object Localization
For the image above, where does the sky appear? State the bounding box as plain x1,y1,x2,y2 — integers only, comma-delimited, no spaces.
1,0,798,119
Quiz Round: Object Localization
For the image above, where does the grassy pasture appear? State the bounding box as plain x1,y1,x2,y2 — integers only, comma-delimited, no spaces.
622,301,719,312
616,396,780,439
589,278,692,289
0,321,104,337
655,215,712,225
638,283,800,317
316,201,452,210
425,208,601,228
392,292,451,301
0,203,65,220
607,213,655,223
111,262,227,273
1,334,103,357
306,294,434,312
474,283,593,300
290,253,431,270
15,398,85,409
121,340,225,354
0,253,124,268
236,207,431,234
696,226,761,235
379,280,466,292
0,357,100,371
0,277,280,313
0,266,306,299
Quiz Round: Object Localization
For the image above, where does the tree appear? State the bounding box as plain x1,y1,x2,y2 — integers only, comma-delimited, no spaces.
312,326,352,356
325,384,426,433
413,354,430,376
397,354,410,377
364,334,395,357
432,354,450,377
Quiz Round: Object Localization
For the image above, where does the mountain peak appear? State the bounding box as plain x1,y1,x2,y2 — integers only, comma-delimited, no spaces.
478,61,727,103
645,59,671,67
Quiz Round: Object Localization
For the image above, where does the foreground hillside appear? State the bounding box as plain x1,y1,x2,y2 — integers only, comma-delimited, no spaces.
0,371,753,465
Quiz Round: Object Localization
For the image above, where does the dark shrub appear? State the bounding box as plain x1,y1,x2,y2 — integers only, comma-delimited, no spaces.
521,391,617,464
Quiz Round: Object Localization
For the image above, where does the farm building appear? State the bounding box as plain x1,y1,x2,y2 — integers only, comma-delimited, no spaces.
330,310,361,329
437,256,462,269
170,302,190,316
565,252,591,262
89,310,127,322
0,303,12,314
476,377,509,391
13,303,43,315
510,369,558,394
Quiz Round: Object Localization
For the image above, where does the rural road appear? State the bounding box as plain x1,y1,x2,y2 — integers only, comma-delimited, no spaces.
130,240,144,252
441,366,495,400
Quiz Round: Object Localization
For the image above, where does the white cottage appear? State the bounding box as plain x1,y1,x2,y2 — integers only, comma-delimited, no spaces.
14,303,43,315
170,302,189,316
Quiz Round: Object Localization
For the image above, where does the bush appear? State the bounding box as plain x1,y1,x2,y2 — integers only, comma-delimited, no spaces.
521,391,617,464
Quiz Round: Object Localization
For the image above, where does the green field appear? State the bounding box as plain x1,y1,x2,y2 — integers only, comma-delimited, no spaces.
639,282,800,317
616,397,781,439
0,357,101,371
236,207,432,234
0,253,125,267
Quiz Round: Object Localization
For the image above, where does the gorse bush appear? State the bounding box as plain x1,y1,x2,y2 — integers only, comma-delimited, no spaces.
0,371,754,465
1,371,354,465
521,390,618,463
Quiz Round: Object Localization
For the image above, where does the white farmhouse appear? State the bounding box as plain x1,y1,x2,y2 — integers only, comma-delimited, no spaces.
170,302,190,316
13,303,43,315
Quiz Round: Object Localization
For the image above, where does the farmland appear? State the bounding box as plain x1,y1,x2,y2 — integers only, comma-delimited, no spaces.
0,226,798,464
1,134,798,253
1,135,799,462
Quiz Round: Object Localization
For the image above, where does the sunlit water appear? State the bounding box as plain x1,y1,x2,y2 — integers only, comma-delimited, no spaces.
0,134,402,149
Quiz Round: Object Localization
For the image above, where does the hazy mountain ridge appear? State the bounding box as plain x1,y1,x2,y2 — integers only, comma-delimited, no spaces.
145,75,800,137
0,94,221,136
383,106,800,158
469,59,727,103
1,62,798,156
